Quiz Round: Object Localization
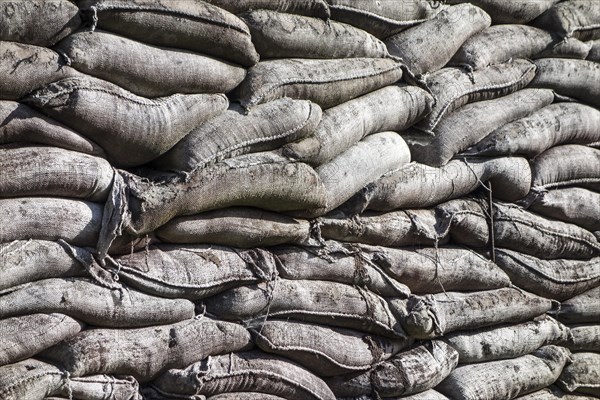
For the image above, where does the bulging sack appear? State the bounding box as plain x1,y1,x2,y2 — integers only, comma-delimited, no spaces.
533,0,600,41
556,287,600,324
556,352,600,397
530,145,600,192
446,0,559,24
567,324,600,352
203,0,331,19
51,375,142,400
0,359,65,400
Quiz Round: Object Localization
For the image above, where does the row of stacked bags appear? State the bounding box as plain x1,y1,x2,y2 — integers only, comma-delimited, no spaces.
0,0,599,399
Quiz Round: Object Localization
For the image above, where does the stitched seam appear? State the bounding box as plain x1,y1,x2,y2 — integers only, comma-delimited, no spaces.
503,252,600,283
33,85,181,106
330,5,431,26
119,266,253,289
534,178,600,190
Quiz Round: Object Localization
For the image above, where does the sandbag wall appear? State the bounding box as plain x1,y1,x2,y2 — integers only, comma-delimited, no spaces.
0,0,599,399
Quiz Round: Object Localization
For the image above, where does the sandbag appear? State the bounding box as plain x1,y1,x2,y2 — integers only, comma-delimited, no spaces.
408,88,555,166
41,319,252,382
241,10,388,59
416,60,537,133
155,99,322,172
326,341,458,398
0,313,83,367
587,39,600,61
25,76,228,167
252,320,410,377
517,386,598,399
51,375,142,400
0,359,65,400
151,351,335,400
557,287,600,324
283,85,433,166
525,188,600,232
399,288,553,339
533,0,600,41
203,0,330,19
0,101,105,156
0,42,82,101
530,145,600,192
443,316,570,363
111,243,277,300
400,391,450,400
79,0,259,66
55,30,246,98
495,249,600,301
385,4,490,76
446,0,558,24
568,325,600,352
530,58,600,107
467,103,600,158
0,278,195,328
557,352,600,397
205,279,406,338
235,58,404,109
437,346,572,400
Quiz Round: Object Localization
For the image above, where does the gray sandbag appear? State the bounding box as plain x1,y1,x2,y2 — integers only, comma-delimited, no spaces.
525,188,600,232
446,0,559,24
467,103,600,158
205,279,406,338
0,359,65,400
0,278,194,328
55,30,246,98
24,76,228,167
0,101,105,156
443,315,570,364
207,394,286,400
0,42,82,101
517,386,598,399
203,0,330,19
399,391,450,400
557,287,600,324
0,313,83,367
588,39,600,61
409,88,555,166
385,4,490,76
241,10,389,59
451,25,590,70
366,245,510,294
399,288,553,339
530,58,600,107
557,352,600,397
437,346,572,400
155,99,322,172
0,146,113,202
283,85,433,166
110,243,277,300
51,375,142,400
41,319,252,382
252,320,410,377
530,145,600,192
434,198,490,248
326,0,447,39
235,58,404,109
0,0,81,46
326,341,458,398
151,351,335,400
416,60,537,133
495,249,600,301
533,0,600,41
568,325,600,352
79,0,259,67
155,208,318,248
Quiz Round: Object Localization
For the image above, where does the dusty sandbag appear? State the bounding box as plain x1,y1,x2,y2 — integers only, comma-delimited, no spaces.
446,0,558,24
530,58,600,108
495,249,600,301
568,325,600,352
556,287,600,324
530,145,600,192
207,394,286,400
326,0,446,39
155,99,322,172
537,37,593,59
0,101,105,156
0,313,83,367
517,386,598,399
25,76,228,167
437,346,572,400
557,352,600,397
205,279,406,338
283,85,433,166
434,198,490,248
443,316,570,364
0,359,65,400
316,132,410,214
533,0,600,41
0,146,113,202
110,243,277,300
55,30,246,98
326,341,458,398
0,42,82,101
124,152,326,235
241,10,388,59
416,60,537,133
151,351,335,400
252,320,410,377
203,0,330,19
235,58,404,109
366,245,510,294
0,278,194,328
79,0,259,67
399,288,553,339
398,390,450,400
156,208,318,248
272,245,410,297
0,197,102,247
467,103,600,158
52,375,141,400
588,39,600,61
385,4,490,76
41,319,251,382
